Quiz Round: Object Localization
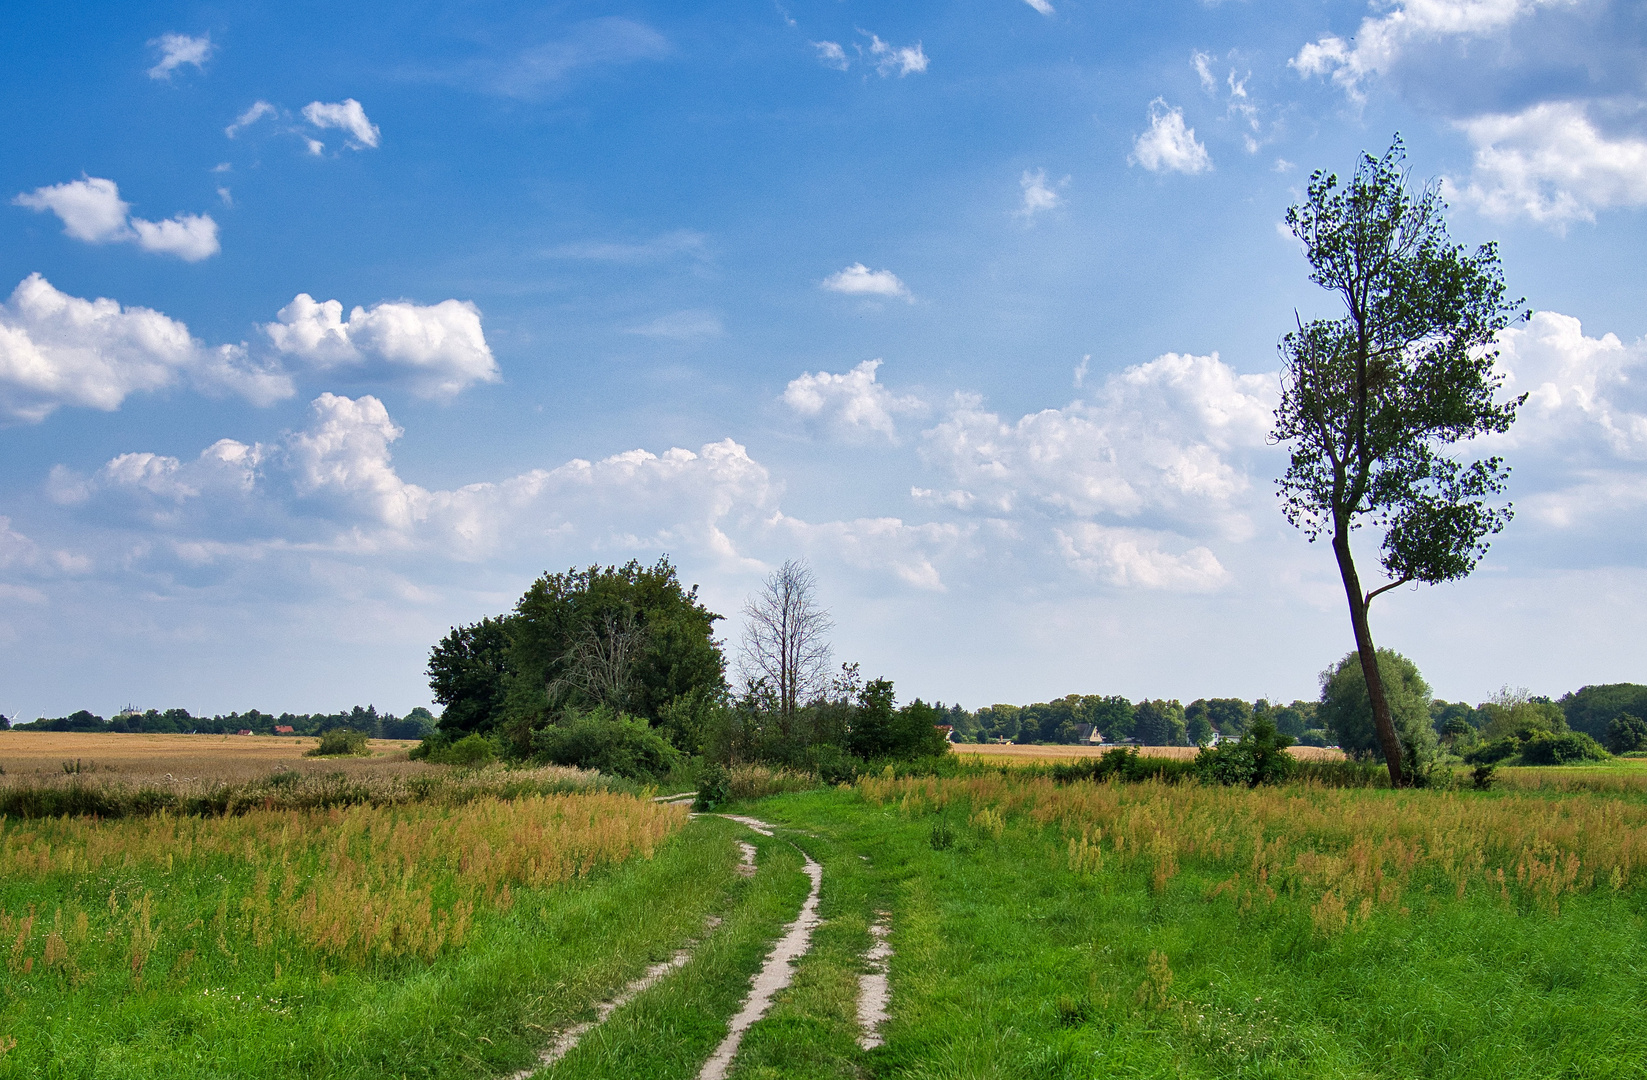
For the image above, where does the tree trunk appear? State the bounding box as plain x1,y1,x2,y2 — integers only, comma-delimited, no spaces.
1331,529,1408,785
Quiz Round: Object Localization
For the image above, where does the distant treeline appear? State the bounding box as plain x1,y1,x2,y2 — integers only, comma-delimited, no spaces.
3,705,435,741
945,683,1647,748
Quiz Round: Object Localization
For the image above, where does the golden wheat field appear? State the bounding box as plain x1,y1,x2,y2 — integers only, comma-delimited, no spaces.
0,730,416,780
951,741,1346,763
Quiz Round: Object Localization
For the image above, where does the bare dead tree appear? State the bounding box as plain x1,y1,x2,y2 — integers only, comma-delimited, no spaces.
548,610,647,714
738,560,833,737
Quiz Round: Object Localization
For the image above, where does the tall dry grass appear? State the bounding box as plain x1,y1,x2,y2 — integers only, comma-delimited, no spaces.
0,792,687,976
859,772,1647,927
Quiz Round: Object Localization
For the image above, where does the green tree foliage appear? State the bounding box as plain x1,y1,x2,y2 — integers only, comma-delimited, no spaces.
1186,710,1214,747
20,706,423,738
1258,699,1317,739
506,558,723,734
1478,689,1566,741
1132,700,1187,746
1006,695,1135,745
973,704,1021,743
428,616,514,734
1087,696,1135,742
1560,684,1647,741
1272,138,1525,785
1605,714,1647,755
1186,698,1252,738
1318,649,1437,770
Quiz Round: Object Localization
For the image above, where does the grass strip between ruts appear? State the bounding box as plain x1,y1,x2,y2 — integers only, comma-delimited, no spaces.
542,829,812,1079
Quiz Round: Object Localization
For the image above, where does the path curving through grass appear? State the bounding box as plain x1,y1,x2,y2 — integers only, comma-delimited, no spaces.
695,825,824,1080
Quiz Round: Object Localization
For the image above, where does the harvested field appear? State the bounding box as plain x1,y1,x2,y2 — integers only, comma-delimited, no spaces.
0,731,614,819
0,730,415,784
951,741,1345,763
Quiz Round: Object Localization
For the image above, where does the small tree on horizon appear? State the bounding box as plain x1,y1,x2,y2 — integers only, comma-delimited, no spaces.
1273,137,1526,786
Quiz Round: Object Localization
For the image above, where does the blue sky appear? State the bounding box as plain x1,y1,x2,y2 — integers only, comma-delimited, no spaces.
2,0,1645,720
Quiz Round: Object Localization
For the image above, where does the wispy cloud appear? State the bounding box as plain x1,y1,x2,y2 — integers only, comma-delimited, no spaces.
464,18,671,99
1022,0,1056,16
812,41,850,71
865,33,928,77
147,33,212,80
1017,169,1065,218
302,99,381,150
225,100,276,138
625,310,724,339
539,230,709,264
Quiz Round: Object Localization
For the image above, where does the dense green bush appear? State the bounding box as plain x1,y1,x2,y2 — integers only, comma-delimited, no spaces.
806,742,860,785
305,728,369,757
427,732,499,766
693,763,730,810
1049,747,1197,785
1194,718,1297,787
1519,730,1609,765
1464,736,1522,765
1465,728,1610,766
531,708,681,781
1606,713,1647,755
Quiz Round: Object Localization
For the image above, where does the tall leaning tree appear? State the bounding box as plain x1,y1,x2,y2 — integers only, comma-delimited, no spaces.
1273,138,1526,786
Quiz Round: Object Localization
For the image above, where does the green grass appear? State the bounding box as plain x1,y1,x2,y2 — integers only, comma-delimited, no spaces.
735,785,1647,1079
0,815,753,1079
6,775,1646,1078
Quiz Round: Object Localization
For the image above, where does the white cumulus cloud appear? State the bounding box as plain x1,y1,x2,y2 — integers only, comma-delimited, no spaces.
821,263,912,300
0,274,291,423
1056,524,1229,592
301,99,381,150
14,176,220,261
1450,102,1647,225
263,294,501,399
147,33,213,80
1129,99,1211,174
783,359,925,442
1290,0,1570,99
920,351,1277,534
81,393,778,568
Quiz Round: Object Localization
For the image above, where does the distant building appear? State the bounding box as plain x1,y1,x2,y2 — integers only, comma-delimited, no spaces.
1074,724,1104,745
236,729,253,736
273,725,295,734
935,724,955,742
